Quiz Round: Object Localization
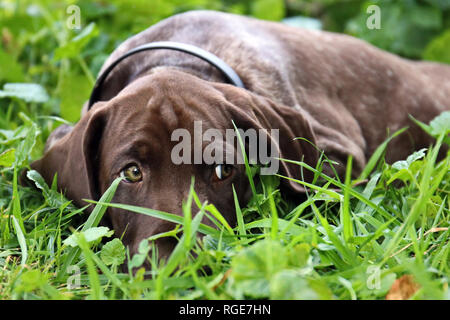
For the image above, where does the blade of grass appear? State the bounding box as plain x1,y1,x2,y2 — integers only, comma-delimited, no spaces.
276,159,394,221
204,204,234,235
232,120,259,203
11,216,27,267
76,233,103,300
267,181,278,240
81,243,130,297
275,171,342,200
358,127,408,180
232,185,246,237
11,167,27,267
382,134,446,262
280,196,316,239
311,203,355,265
12,167,25,233
57,177,122,280
82,177,123,230
294,137,342,183
155,204,206,299
182,178,195,250
88,201,220,237
354,172,381,213
342,156,354,246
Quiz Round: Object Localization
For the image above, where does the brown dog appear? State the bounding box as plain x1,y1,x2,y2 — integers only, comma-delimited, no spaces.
30,11,450,263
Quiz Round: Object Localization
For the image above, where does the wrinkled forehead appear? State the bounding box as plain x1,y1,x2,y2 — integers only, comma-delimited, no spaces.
98,71,238,160
105,71,233,132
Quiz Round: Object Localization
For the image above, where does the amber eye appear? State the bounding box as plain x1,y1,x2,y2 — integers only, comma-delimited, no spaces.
120,164,143,183
214,164,233,181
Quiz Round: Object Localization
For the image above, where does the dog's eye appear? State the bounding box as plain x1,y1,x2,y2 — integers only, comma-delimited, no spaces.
213,164,233,181
120,164,143,183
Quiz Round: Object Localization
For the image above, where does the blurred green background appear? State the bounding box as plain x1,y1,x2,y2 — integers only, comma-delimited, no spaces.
1,0,449,126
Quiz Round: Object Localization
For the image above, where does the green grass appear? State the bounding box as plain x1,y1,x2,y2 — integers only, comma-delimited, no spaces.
0,112,449,299
0,0,449,300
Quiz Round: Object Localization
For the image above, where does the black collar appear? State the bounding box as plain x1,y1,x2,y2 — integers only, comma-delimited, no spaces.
87,41,245,110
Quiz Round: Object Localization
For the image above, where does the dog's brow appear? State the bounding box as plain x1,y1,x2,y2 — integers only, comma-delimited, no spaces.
109,139,155,168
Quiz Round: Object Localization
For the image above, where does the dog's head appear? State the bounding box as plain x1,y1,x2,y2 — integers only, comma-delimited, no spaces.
30,69,318,264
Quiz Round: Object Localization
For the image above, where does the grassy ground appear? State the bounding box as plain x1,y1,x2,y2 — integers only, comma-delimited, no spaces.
0,109,448,300
0,0,449,300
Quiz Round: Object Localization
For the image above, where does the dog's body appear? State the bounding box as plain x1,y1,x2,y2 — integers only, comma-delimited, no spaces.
32,11,450,262
93,11,449,170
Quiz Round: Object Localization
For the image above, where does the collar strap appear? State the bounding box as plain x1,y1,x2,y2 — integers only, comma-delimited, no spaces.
87,41,245,109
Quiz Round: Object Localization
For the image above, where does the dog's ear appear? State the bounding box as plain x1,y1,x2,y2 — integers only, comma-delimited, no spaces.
218,85,319,194
28,102,109,208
